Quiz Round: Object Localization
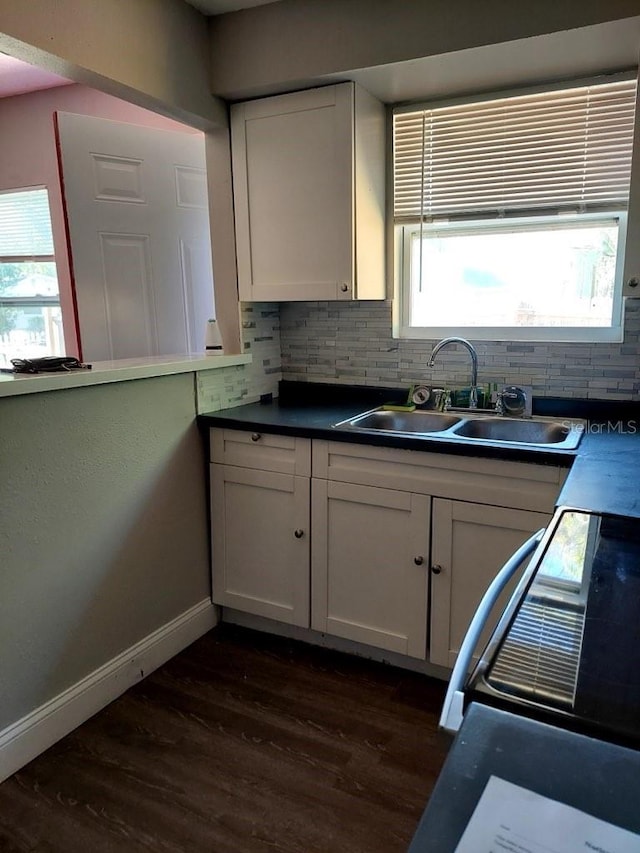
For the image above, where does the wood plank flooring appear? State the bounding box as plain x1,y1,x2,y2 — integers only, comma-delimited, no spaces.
0,624,450,853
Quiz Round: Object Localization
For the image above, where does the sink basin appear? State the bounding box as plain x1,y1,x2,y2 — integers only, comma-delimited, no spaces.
336,409,462,434
452,417,580,447
334,407,584,451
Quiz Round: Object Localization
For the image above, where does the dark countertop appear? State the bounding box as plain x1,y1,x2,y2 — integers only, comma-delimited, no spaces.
199,398,582,464
199,382,640,520
408,703,640,851
556,428,640,517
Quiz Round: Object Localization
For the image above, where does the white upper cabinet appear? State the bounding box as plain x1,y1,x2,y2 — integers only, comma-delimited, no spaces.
231,82,386,301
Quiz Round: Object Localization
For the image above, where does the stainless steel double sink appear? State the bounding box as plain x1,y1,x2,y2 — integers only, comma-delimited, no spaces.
333,408,585,451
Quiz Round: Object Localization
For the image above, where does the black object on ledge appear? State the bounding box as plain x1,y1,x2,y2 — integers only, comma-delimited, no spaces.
8,356,92,374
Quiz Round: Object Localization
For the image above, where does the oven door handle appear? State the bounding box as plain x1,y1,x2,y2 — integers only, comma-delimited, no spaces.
439,527,545,734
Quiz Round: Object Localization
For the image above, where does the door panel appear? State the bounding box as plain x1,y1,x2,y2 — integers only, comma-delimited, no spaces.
312,479,430,659
232,84,353,301
430,499,548,669
99,233,157,358
211,464,310,627
57,113,214,360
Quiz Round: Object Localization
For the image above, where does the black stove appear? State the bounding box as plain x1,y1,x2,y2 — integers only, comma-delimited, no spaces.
468,508,640,749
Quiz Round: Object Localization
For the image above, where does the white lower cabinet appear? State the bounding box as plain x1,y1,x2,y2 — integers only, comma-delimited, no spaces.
209,430,566,669
211,463,310,627
429,499,548,669
311,479,430,658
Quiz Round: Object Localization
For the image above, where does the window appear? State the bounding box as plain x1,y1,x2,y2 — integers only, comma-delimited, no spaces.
0,188,64,367
393,77,637,341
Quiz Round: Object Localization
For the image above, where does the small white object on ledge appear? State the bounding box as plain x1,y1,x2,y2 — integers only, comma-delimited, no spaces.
205,318,224,354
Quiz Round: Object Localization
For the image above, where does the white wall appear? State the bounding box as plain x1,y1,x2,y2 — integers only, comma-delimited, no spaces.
0,0,223,129
0,374,211,732
0,0,242,355
5,0,640,361
208,0,640,99
0,83,201,356
207,0,640,401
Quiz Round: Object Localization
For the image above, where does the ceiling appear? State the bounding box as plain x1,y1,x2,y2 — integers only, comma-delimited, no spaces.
0,53,72,99
185,0,276,14
0,10,638,107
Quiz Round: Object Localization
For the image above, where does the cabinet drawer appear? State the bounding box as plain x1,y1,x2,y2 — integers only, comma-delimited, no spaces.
312,439,567,514
210,428,311,476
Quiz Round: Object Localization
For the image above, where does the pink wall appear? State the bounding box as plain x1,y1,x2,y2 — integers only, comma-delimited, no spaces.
0,84,200,355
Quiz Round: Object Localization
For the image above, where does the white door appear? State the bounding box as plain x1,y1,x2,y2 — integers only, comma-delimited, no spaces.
56,112,214,361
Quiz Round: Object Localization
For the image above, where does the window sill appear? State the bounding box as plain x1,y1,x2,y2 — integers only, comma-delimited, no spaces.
395,326,624,344
0,353,252,398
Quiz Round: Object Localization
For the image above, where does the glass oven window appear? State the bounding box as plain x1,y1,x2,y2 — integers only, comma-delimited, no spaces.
485,510,596,709
480,509,640,745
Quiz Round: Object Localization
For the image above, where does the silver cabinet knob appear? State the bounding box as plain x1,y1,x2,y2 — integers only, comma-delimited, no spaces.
294,529,304,539
431,564,443,575
340,283,349,293
414,556,424,566
251,433,261,442
628,278,639,289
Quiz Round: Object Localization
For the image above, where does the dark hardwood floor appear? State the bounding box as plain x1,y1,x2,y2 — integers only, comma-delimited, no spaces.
0,624,450,853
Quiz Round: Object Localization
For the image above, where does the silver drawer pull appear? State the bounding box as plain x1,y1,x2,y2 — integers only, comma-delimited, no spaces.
251,433,261,442
294,529,304,539
414,556,424,566
431,563,442,574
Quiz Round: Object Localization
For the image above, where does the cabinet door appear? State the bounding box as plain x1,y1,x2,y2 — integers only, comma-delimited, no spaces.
232,84,353,302
312,480,430,659
211,464,310,626
430,499,548,669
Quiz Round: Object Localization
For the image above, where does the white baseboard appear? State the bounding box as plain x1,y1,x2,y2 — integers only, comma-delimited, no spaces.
0,598,218,784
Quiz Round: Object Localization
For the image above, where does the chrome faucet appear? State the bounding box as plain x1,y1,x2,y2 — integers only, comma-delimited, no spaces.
428,337,479,410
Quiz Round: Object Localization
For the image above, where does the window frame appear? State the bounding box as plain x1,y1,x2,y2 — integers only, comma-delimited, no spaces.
392,75,636,343
394,211,627,343
0,187,63,362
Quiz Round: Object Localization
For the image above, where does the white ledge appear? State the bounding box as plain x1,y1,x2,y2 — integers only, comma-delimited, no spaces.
0,353,251,398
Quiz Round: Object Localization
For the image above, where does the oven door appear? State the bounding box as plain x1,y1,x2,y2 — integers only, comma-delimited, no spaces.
440,507,640,748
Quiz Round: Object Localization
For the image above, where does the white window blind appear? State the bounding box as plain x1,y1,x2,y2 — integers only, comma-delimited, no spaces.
393,78,637,222
0,188,55,258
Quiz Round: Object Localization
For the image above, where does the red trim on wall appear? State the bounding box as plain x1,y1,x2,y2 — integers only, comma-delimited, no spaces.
53,111,83,362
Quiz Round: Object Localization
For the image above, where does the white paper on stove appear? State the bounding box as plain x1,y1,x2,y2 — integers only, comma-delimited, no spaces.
454,775,639,853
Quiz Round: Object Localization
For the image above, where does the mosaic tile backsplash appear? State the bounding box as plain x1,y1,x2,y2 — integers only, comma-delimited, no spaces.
196,303,282,413
197,297,640,412
280,300,640,400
